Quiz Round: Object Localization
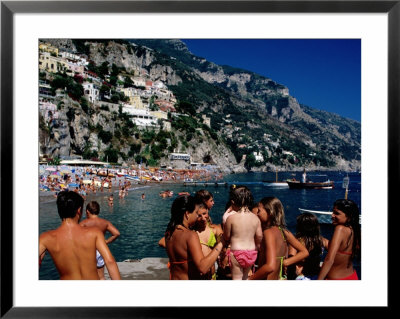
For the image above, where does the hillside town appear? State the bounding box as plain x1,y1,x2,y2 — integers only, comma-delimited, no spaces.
38,40,361,173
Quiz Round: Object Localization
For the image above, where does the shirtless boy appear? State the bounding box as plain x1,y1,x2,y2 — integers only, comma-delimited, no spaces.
39,191,121,280
223,186,263,280
80,201,120,279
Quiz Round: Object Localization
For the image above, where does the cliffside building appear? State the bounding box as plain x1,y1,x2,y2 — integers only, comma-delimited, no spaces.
83,82,100,103
170,153,191,161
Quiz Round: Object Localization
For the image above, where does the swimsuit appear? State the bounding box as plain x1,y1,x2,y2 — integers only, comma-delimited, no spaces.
277,226,288,280
327,270,358,280
167,260,191,280
200,228,217,248
337,250,352,255
96,250,105,268
229,250,258,269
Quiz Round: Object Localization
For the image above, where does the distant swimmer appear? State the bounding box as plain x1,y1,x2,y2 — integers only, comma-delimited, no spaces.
39,191,121,280
80,201,120,280
108,194,114,206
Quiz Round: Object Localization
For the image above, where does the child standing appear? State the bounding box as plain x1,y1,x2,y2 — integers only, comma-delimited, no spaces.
223,186,263,280
318,199,361,280
249,197,309,280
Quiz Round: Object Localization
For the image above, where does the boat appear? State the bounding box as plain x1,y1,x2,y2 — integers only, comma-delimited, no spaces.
262,170,289,187
125,175,140,183
286,180,334,189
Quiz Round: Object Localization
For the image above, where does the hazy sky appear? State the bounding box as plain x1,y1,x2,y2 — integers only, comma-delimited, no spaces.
181,39,361,122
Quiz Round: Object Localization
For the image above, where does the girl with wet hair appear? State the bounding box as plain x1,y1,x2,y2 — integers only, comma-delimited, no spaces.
164,195,224,280
318,199,361,280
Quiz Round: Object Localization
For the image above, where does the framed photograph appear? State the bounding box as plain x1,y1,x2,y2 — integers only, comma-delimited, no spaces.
1,0,394,316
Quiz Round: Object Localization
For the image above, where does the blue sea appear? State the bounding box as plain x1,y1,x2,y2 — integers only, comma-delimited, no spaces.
39,171,361,280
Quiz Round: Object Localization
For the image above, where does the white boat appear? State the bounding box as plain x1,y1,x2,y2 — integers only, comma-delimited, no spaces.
125,175,140,183
263,170,289,187
263,181,289,187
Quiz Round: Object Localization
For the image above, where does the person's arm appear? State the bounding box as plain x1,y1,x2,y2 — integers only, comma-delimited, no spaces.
322,236,330,250
318,226,344,280
223,215,232,244
288,243,297,257
39,234,47,267
249,229,276,280
254,218,263,250
283,230,309,267
188,231,223,275
95,230,121,280
105,222,120,244
158,236,166,248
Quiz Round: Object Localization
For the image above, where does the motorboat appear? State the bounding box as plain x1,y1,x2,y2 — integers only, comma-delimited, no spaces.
287,180,334,189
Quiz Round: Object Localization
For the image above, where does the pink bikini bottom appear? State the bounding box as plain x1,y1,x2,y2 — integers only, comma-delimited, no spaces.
229,249,258,269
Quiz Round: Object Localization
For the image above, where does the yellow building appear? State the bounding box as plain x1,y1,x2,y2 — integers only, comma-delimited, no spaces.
39,42,59,56
39,52,65,73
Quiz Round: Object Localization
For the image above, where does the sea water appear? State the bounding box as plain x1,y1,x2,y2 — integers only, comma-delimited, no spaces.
39,171,361,280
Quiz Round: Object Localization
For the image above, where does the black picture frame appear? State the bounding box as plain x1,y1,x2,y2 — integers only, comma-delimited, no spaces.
1,0,394,317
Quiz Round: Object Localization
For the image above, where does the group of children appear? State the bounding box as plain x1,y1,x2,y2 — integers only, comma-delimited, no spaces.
163,185,361,280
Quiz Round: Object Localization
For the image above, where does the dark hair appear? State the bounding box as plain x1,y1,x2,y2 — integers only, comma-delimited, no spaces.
165,195,196,240
259,196,286,228
333,199,361,262
194,189,213,205
230,185,253,210
295,213,324,277
56,191,84,219
86,201,100,215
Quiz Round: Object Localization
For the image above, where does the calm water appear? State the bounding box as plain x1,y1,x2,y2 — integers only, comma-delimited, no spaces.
39,171,361,279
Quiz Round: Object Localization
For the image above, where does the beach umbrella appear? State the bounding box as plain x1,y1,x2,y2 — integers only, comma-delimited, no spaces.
45,167,57,171
60,169,72,174
49,174,59,178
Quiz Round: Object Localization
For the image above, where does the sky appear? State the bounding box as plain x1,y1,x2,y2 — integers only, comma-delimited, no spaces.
181,39,361,122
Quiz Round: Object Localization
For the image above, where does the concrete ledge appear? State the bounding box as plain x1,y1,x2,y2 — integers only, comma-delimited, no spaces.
104,258,169,280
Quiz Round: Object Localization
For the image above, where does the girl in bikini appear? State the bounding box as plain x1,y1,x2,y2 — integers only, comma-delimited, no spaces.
223,186,263,280
164,195,224,280
195,203,223,279
318,199,361,280
249,197,309,280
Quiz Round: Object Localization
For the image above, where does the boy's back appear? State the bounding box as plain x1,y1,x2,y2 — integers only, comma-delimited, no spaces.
40,224,103,280
80,217,109,234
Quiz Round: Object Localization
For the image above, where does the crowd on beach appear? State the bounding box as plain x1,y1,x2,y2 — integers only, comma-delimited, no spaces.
39,168,361,281
39,165,223,199
159,185,361,280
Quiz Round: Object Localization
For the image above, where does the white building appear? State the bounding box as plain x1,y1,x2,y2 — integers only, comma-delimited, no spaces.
253,152,264,162
83,82,100,103
170,153,191,161
122,106,158,129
